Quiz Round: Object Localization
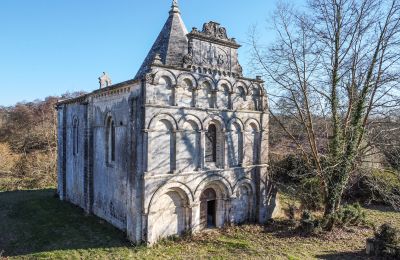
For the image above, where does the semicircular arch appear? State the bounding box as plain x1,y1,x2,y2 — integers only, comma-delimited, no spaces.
194,174,233,202
244,118,261,132
147,113,179,131
146,181,194,214
178,114,203,130
153,69,177,86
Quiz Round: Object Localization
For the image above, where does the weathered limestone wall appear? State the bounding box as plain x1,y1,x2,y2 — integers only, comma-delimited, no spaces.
57,82,143,233
142,66,269,244
57,102,88,209
91,84,141,230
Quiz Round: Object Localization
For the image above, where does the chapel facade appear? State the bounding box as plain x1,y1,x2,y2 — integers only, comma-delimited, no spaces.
56,0,275,245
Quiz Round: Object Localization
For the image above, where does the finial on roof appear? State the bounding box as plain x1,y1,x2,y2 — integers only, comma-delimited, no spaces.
99,72,112,89
170,0,180,14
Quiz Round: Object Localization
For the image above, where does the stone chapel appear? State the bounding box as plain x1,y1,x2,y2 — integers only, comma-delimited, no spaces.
56,0,275,245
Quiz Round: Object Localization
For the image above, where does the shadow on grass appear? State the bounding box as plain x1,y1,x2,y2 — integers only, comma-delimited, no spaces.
0,189,131,257
263,219,316,239
315,250,368,260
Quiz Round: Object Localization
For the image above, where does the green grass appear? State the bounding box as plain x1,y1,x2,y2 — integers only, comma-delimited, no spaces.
0,189,399,259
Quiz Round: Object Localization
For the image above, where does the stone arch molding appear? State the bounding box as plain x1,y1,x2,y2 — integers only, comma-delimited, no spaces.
148,113,179,131
177,73,198,89
233,80,250,95
244,118,261,132
194,174,233,202
153,69,177,86
203,114,226,131
103,111,115,125
217,79,234,93
146,181,194,214
227,117,245,132
198,76,217,91
233,178,256,198
178,114,203,131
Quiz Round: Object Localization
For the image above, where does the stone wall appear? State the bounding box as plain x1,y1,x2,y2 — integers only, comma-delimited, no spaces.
142,66,269,244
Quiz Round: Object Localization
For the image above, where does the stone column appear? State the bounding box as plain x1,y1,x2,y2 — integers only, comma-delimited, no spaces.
143,130,149,173
191,202,201,233
224,130,230,169
199,130,205,170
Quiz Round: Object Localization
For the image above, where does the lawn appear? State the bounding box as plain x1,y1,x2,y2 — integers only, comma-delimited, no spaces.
0,189,399,259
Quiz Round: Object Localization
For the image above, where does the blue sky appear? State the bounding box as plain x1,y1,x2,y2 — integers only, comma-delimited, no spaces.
0,0,283,106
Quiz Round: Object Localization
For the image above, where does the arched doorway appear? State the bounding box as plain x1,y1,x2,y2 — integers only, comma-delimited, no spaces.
148,189,189,244
200,188,217,228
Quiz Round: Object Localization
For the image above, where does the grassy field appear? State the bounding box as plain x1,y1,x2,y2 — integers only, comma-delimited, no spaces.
0,189,399,259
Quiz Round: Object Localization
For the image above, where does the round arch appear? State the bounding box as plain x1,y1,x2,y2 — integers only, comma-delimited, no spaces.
233,80,250,95
146,181,194,214
103,111,116,125
153,69,177,86
227,117,245,132
217,79,234,93
232,178,256,197
194,174,233,202
203,115,226,131
147,113,179,131
178,114,203,131
249,82,264,96
198,76,217,91
177,73,198,89
244,118,261,132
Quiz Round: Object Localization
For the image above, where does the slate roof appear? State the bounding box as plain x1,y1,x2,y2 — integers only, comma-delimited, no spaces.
134,0,188,80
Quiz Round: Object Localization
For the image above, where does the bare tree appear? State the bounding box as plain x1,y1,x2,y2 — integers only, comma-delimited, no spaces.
251,0,400,228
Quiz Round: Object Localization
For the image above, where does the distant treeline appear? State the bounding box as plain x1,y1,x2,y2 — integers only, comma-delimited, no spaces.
0,92,85,191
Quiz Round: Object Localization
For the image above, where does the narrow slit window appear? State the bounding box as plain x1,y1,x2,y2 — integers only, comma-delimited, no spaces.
107,117,116,164
73,119,79,156
205,124,217,163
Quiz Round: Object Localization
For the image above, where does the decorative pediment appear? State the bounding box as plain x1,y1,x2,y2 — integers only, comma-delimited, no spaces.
202,22,228,40
189,22,240,47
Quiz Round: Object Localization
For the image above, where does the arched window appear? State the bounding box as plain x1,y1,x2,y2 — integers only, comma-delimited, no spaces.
233,86,246,110
246,123,259,165
228,122,243,167
178,121,200,172
149,119,176,174
73,118,79,156
199,81,216,108
251,87,261,111
205,124,217,163
177,78,194,107
224,85,232,109
218,84,231,109
106,117,116,163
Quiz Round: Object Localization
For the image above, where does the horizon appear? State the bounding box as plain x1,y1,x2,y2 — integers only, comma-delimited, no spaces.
0,0,298,107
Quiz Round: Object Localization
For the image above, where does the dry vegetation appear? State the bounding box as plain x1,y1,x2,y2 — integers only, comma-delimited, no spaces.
0,92,84,191
0,189,399,259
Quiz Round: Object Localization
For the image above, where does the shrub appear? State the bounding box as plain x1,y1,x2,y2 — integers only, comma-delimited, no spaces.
333,203,366,227
346,169,400,211
271,155,324,211
375,223,399,245
300,210,320,233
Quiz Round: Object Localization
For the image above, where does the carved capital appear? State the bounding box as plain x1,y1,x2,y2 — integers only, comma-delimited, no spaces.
145,73,155,84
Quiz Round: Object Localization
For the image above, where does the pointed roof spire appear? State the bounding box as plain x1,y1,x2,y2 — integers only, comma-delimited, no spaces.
170,0,180,13
134,0,188,80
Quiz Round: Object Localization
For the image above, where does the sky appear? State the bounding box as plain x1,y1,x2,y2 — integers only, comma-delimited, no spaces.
0,0,285,106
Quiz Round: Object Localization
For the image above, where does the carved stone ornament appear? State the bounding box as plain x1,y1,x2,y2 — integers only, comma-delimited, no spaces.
202,22,228,40
152,53,163,65
145,73,155,84
183,52,193,65
99,72,112,89
183,41,194,65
